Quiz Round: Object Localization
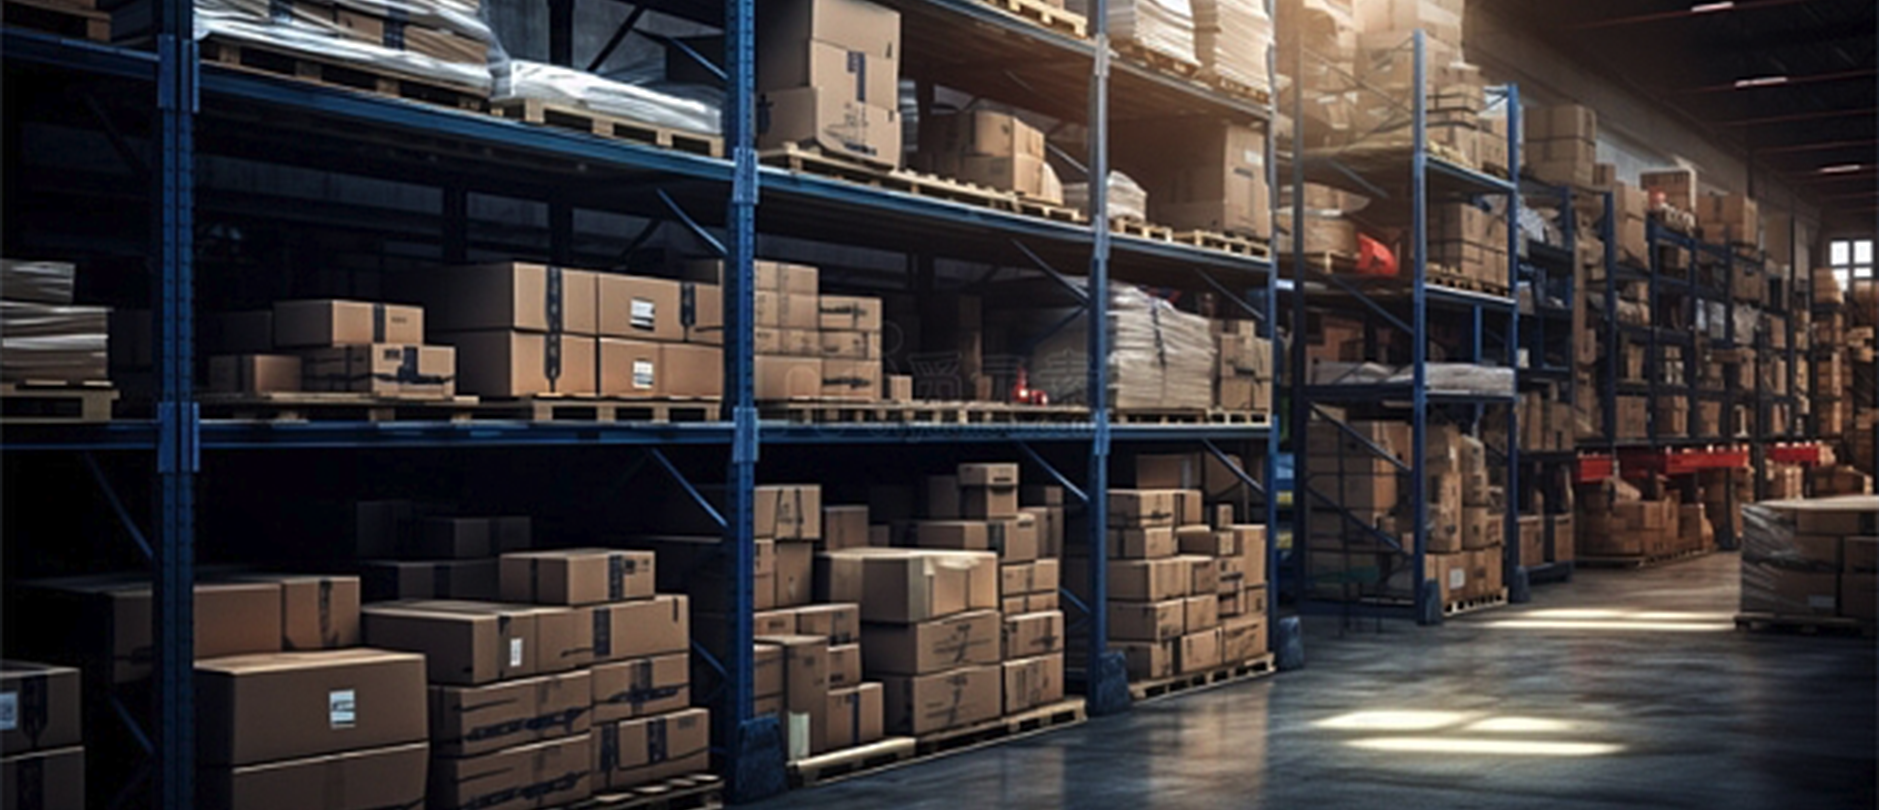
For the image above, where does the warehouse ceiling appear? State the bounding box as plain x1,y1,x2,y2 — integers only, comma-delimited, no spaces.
1499,0,1876,228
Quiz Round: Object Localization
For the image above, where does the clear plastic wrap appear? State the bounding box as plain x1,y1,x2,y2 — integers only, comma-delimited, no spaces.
1192,0,1272,91
1065,172,1149,223
1305,360,1514,395
191,0,496,93
492,60,723,136
1,300,110,382
1740,502,1838,615
1,260,76,305
1027,286,1217,411
1074,0,1198,66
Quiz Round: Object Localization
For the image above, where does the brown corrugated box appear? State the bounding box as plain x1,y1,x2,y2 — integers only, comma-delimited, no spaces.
429,669,592,757
361,559,499,602
825,683,885,751
196,648,428,766
818,295,885,332
500,549,656,606
1002,653,1064,714
432,330,598,397
908,520,990,551
794,603,860,644
1108,558,1190,601
817,549,998,623
661,343,723,398
202,741,426,810
592,654,689,724
860,610,1000,675
756,290,821,330
300,344,455,396
600,337,663,397
758,86,902,167
1219,615,1265,662
223,574,362,651
823,506,871,551
390,263,597,335
1184,594,1219,633
592,708,710,791
754,645,784,700
1106,526,1175,559
0,661,81,754
361,600,544,685
13,577,282,684
1001,611,1065,658
757,0,901,96
756,634,830,753
817,331,879,363
989,515,1039,561
433,733,591,808
585,594,690,663
1179,629,1222,673
822,359,881,399
597,274,683,342
828,643,863,689
272,299,423,347
880,664,1001,735
775,541,816,608
1108,600,1184,642
208,354,301,394
755,609,797,637
1112,640,1176,680
1108,490,1179,527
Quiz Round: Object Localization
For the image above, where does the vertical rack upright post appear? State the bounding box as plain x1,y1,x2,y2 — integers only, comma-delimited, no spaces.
1408,29,1432,622
1503,84,1525,604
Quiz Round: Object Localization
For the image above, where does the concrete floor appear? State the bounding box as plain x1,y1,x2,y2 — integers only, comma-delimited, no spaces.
754,553,1878,809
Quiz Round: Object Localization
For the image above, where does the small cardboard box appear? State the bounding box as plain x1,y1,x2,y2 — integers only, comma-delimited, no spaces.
300,344,455,397
1177,524,1229,556
429,669,592,757
1107,526,1176,559
828,643,863,689
500,549,656,605
754,635,830,754
823,506,871,551
989,515,1040,561
1002,653,1064,714
1178,628,1222,674
880,664,1001,735
1180,554,1220,596
1108,599,1185,642
591,654,689,724
208,354,301,394
272,299,423,347
1032,558,1060,594
223,574,362,651
1107,558,1190,602
1108,490,1179,527
196,648,427,766
819,329,882,360
795,603,860,644
1002,610,1065,658
1218,615,1265,663
825,682,885,751
0,661,81,754
822,359,882,400
590,709,709,791
859,609,1000,675
963,487,1021,520
1112,640,1177,680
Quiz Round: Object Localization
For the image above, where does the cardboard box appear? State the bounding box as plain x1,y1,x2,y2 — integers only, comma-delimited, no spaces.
1107,526,1176,559
880,664,1002,735
361,559,498,603
908,520,990,551
1743,568,1840,617
1184,594,1219,633
861,610,1001,675
434,733,590,807
1108,490,1179,527
823,506,871,551
587,594,690,663
501,549,655,606
597,274,684,342
224,574,361,651
429,669,591,757
1108,599,1185,642
1218,615,1265,662
817,549,998,623
0,661,80,754
1026,591,1058,612
794,603,860,644
825,683,885,751
1180,554,1220,596
592,654,689,724
362,600,552,685
753,645,784,700
1106,558,1191,602
828,643,863,689
202,741,425,810
435,330,598,396
598,337,662,397
272,299,423,347
1002,653,1064,714
818,295,885,332
756,355,823,400
759,86,902,166
391,263,597,335
921,110,1046,161
1033,558,1060,593
208,354,301,394
819,329,882,360
758,0,901,81
755,634,830,754
14,578,282,684
989,515,1039,561
963,486,1021,520
1002,563,1034,597
1112,640,1176,680
822,358,881,399
300,344,455,397
196,648,426,766
1120,120,1270,238
1179,629,1222,674
1003,610,1065,658
776,540,816,607
655,343,721,397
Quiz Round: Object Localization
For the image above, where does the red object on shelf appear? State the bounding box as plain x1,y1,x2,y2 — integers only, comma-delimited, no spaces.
1769,444,1822,466
1354,234,1398,277
1576,454,1615,483
1617,446,1751,478
1010,368,1049,406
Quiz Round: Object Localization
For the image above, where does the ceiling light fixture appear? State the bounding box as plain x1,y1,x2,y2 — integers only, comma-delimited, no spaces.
1690,1,1735,12
1819,164,1866,174
1733,75,1789,88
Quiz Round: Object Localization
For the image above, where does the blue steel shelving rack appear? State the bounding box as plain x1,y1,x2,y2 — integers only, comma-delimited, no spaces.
1,0,1289,804
1281,29,1525,625
1514,179,1578,586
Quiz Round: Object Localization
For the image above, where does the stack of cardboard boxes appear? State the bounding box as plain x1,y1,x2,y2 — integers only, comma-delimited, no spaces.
917,110,1061,204
388,262,721,399
1214,319,1275,414
1525,104,1598,189
687,259,885,402
1114,120,1272,240
1575,477,1686,559
0,259,109,385
1192,0,1274,95
359,511,533,601
1,661,84,810
756,0,903,167
1427,201,1510,287
1697,192,1759,247
1741,495,1877,623
206,298,452,397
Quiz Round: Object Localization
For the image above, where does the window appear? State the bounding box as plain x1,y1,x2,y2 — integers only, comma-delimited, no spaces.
1828,238,1874,293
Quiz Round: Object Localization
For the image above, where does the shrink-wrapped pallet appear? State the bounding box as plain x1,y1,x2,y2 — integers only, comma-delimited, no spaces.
1,301,109,382
1072,0,1198,67
1065,172,1150,223
1192,0,1272,92
493,60,723,136
1027,286,1216,411
175,0,497,93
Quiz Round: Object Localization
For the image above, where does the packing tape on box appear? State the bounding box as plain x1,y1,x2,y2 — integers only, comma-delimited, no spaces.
317,577,335,648
608,554,630,601
10,672,49,747
648,716,670,763
592,605,613,659
529,558,542,602
372,303,387,343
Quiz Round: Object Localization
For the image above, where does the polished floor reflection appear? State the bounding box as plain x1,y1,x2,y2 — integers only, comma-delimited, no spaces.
753,553,1878,809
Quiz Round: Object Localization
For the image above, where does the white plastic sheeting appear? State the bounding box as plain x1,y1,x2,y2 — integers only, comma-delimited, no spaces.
493,60,722,135
1028,286,1218,411
193,0,497,92
1065,172,1149,223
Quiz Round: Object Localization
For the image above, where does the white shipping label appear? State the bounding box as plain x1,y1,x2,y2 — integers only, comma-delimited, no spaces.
1449,569,1465,589
631,298,657,330
510,638,525,668
0,692,16,731
633,360,656,390
329,689,356,728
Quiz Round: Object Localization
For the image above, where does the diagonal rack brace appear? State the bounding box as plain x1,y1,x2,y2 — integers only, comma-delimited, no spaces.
647,447,724,529
1200,439,1266,497
1012,239,1090,304
1014,440,1089,504
658,189,727,257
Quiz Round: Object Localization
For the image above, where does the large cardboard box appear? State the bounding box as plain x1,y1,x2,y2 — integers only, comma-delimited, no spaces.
361,559,499,602
435,330,598,396
825,683,885,751
1178,629,1222,674
1106,526,1176,559
585,594,690,663
597,274,684,342
13,578,282,685
196,649,427,766
1108,599,1184,642
435,733,591,808
756,354,823,400
1002,610,1065,658
1002,653,1064,714
0,661,81,754
759,86,902,167
817,548,998,622
1218,614,1265,662
592,655,690,724
859,610,1001,675
202,741,426,810
390,263,597,335
208,354,302,394
1111,640,1177,680
1118,120,1271,239
598,337,663,397
660,343,723,399
362,600,551,685
501,549,655,606
430,669,592,757
272,299,424,347
880,664,1002,735
795,603,861,644
223,574,362,651
754,635,830,754
1107,558,1190,602
758,0,901,87
300,344,455,397
776,540,816,607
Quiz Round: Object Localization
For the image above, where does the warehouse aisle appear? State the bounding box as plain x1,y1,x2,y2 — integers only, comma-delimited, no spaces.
754,554,1877,809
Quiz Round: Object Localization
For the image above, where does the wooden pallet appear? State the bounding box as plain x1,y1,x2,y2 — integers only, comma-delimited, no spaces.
568,774,723,810
912,699,1087,758
976,0,1087,37
196,391,477,422
200,36,488,111
759,399,1091,425
1015,193,1087,223
1130,653,1277,702
1444,588,1509,617
1114,41,1200,78
787,737,918,788
0,380,117,423
5,0,108,41
762,144,1083,223
1113,408,1271,426
1306,141,1473,177
1575,546,1714,570
1428,266,1512,297
1172,229,1270,259
1734,613,1875,638
472,395,721,423
492,98,722,157
1111,217,1175,242
1194,70,1271,106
